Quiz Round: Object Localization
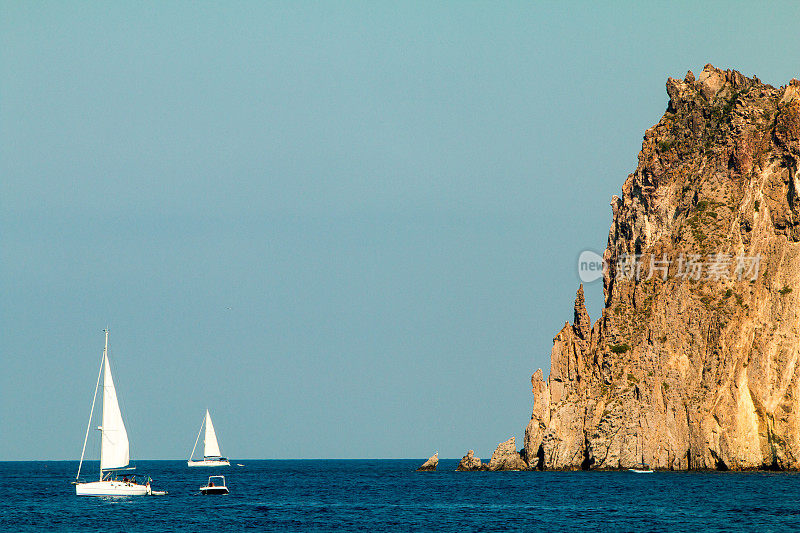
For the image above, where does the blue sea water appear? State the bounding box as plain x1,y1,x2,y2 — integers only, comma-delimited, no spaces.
2,460,800,531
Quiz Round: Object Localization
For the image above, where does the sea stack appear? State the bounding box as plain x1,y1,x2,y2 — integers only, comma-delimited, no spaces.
486,437,529,471
524,66,800,470
416,452,438,471
456,450,484,471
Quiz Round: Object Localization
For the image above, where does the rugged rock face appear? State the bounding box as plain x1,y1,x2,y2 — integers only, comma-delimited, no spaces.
417,452,438,471
487,437,530,471
525,65,800,470
456,450,485,471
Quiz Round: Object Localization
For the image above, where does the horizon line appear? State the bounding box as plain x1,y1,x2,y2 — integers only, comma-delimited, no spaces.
0,457,458,462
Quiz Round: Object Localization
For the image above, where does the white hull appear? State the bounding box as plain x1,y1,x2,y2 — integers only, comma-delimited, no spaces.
75,480,150,496
200,486,229,495
187,459,230,467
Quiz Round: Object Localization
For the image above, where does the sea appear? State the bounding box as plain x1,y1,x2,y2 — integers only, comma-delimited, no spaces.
2,460,800,531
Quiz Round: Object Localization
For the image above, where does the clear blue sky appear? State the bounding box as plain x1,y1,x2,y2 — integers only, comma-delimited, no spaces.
1,1,798,460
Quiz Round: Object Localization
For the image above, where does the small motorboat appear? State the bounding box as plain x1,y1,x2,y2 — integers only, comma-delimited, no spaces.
200,475,229,495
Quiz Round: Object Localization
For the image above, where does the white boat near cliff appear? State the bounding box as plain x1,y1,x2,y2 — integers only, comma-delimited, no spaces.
187,409,231,467
74,329,157,496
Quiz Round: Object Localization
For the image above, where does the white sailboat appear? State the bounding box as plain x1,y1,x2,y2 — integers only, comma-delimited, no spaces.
187,409,231,467
75,329,154,496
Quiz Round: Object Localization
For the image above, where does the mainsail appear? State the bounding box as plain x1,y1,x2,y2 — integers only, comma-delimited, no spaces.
100,352,130,470
204,409,222,458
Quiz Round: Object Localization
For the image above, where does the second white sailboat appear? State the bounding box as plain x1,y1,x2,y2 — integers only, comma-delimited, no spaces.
187,409,230,467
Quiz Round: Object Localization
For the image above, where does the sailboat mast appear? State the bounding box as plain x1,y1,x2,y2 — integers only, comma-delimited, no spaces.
76,329,106,482
99,328,109,481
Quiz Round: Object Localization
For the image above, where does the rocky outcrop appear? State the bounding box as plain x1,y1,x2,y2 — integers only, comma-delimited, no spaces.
416,452,438,471
487,437,529,471
456,450,485,471
526,65,800,471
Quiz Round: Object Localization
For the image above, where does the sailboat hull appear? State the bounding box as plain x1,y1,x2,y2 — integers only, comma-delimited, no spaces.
75,480,150,496
187,459,230,467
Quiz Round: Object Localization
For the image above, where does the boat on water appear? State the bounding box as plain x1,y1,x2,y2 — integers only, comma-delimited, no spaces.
199,475,229,495
628,463,654,473
187,409,231,467
74,329,162,496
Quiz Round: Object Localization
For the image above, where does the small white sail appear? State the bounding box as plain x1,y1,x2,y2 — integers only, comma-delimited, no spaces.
204,409,222,458
100,353,130,471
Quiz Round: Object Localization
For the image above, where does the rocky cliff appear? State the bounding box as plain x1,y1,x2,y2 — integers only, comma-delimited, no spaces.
525,65,800,470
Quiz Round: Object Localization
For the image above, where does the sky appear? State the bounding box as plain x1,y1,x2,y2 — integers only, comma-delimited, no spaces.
2,1,798,461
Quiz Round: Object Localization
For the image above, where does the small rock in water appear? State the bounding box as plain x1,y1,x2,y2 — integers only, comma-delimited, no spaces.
456,450,484,471
416,452,438,471
487,437,529,471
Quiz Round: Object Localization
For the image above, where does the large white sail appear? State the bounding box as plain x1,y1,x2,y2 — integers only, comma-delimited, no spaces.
203,409,222,457
100,353,130,470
